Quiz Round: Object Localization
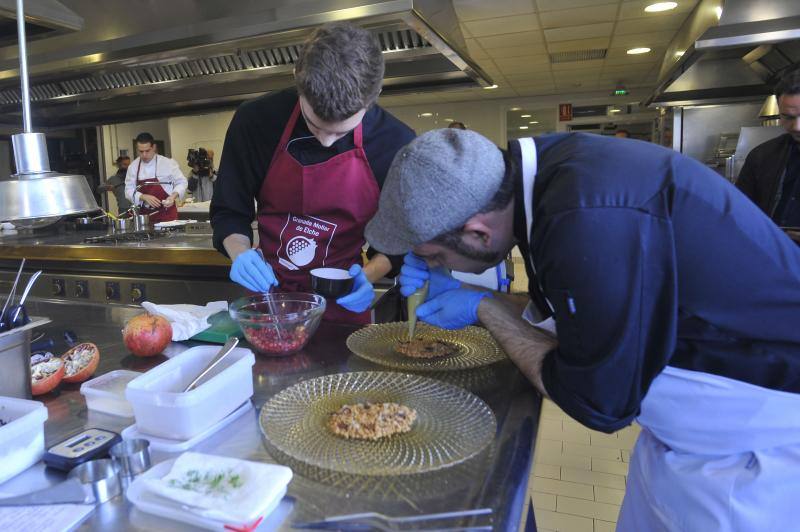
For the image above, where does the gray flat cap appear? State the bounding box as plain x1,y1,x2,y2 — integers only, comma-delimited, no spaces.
365,128,505,255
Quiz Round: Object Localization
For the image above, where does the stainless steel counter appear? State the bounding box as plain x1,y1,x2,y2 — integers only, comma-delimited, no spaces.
1,298,540,531
0,227,228,266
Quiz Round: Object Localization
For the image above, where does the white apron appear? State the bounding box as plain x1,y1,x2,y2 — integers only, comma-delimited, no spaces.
513,137,800,531
618,366,800,532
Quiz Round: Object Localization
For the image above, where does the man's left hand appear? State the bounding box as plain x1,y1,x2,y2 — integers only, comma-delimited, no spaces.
336,264,374,313
416,287,491,329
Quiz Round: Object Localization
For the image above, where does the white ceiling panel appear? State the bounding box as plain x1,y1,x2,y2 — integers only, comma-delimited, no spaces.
452,0,537,22
493,54,551,70
485,44,550,59
536,0,614,12
544,22,615,42
609,30,677,48
550,59,605,71
463,14,540,37
538,4,619,28
547,37,611,53
464,38,490,59
615,13,688,34
477,31,545,49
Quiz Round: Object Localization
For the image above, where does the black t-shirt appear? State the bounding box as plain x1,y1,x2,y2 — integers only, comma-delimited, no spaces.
775,141,800,227
211,88,415,271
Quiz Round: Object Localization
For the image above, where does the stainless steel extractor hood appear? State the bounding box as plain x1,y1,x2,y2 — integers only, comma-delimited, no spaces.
648,0,800,107
0,0,492,127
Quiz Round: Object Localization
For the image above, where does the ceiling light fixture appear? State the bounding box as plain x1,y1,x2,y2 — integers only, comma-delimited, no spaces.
519,126,529,130
675,50,685,57
520,114,531,118
627,47,651,55
510,107,522,111
419,112,433,117
715,6,723,20
444,118,454,122
484,84,499,90
644,2,678,13
608,108,621,113
529,121,539,124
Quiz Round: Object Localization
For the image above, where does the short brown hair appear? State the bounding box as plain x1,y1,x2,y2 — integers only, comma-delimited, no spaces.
294,22,384,122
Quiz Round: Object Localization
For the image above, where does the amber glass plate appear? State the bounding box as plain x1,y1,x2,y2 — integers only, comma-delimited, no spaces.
259,371,496,476
346,322,506,371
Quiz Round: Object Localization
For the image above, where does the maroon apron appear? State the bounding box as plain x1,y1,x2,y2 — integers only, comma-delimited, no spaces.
257,102,380,324
135,156,178,223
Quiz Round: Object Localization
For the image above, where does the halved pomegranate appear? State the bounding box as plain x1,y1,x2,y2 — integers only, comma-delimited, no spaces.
62,342,100,384
31,353,64,395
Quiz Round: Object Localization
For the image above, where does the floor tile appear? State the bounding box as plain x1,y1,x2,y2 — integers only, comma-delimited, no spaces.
594,486,626,505
536,450,592,470
561,467,626,490
594,519,617,532
556,495,621,522
532,477,595,500
591,458,629,476
534,509,594,532
532,491,557,511
533,462,561,480
588,432,623,448
563,442,622,461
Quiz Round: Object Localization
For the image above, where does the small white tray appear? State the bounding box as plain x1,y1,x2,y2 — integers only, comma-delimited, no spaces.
121,401,252,452
126,458,292,531
80,370,141,417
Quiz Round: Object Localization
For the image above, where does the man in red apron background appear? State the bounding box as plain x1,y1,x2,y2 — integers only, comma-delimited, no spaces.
211,22,415,324
124,132,188,223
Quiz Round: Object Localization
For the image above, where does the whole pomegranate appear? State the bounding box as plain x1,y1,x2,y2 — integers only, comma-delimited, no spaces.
123,313,172,357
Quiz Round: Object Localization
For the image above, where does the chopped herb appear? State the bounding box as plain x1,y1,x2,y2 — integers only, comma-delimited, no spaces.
167,468,246,498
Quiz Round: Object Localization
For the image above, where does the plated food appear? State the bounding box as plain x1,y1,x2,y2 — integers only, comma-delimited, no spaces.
395,338,459,359
346,322,506,371
328,402,417,441
259,371,496,476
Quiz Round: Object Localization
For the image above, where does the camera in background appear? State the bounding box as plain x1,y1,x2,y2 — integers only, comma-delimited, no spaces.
187,148,212,177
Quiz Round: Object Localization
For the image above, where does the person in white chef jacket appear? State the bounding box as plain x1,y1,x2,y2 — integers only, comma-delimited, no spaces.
124,131,188,223
365,129,800,532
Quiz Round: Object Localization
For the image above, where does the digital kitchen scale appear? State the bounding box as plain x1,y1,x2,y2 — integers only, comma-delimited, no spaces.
43,428,121,472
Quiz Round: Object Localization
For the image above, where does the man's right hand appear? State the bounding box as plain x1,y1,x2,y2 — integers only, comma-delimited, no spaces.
230,249,278,293
399,252,461,298
140,193,162,208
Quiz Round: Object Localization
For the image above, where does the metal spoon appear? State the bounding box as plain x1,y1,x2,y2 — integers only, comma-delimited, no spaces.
0,258,25,323
182,337,239,392
11,269,42,323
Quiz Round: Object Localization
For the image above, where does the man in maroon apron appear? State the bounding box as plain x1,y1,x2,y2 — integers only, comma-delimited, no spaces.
124,132,188,223
211,23,415,324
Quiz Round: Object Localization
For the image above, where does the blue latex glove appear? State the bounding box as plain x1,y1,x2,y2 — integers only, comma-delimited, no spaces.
416,288,491,330
230,249,278,292
337,264,374,313
399,253,461,298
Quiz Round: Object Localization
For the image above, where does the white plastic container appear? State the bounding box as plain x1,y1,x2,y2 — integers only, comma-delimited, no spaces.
125,346,255,440
0,396,48,485
80,370,141,417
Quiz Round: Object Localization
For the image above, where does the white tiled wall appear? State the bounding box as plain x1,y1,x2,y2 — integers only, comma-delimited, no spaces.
524,399,640,532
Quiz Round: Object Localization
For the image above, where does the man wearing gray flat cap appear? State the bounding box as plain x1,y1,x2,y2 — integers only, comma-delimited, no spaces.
365,128,800,531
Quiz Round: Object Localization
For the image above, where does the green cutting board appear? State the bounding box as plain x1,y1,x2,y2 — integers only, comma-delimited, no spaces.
190,311,243,344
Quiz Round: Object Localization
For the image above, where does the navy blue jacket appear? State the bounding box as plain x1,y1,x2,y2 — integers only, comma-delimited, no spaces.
512,133,800,433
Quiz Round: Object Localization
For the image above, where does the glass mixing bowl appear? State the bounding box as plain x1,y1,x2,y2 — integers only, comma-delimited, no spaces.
229,293,326,356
